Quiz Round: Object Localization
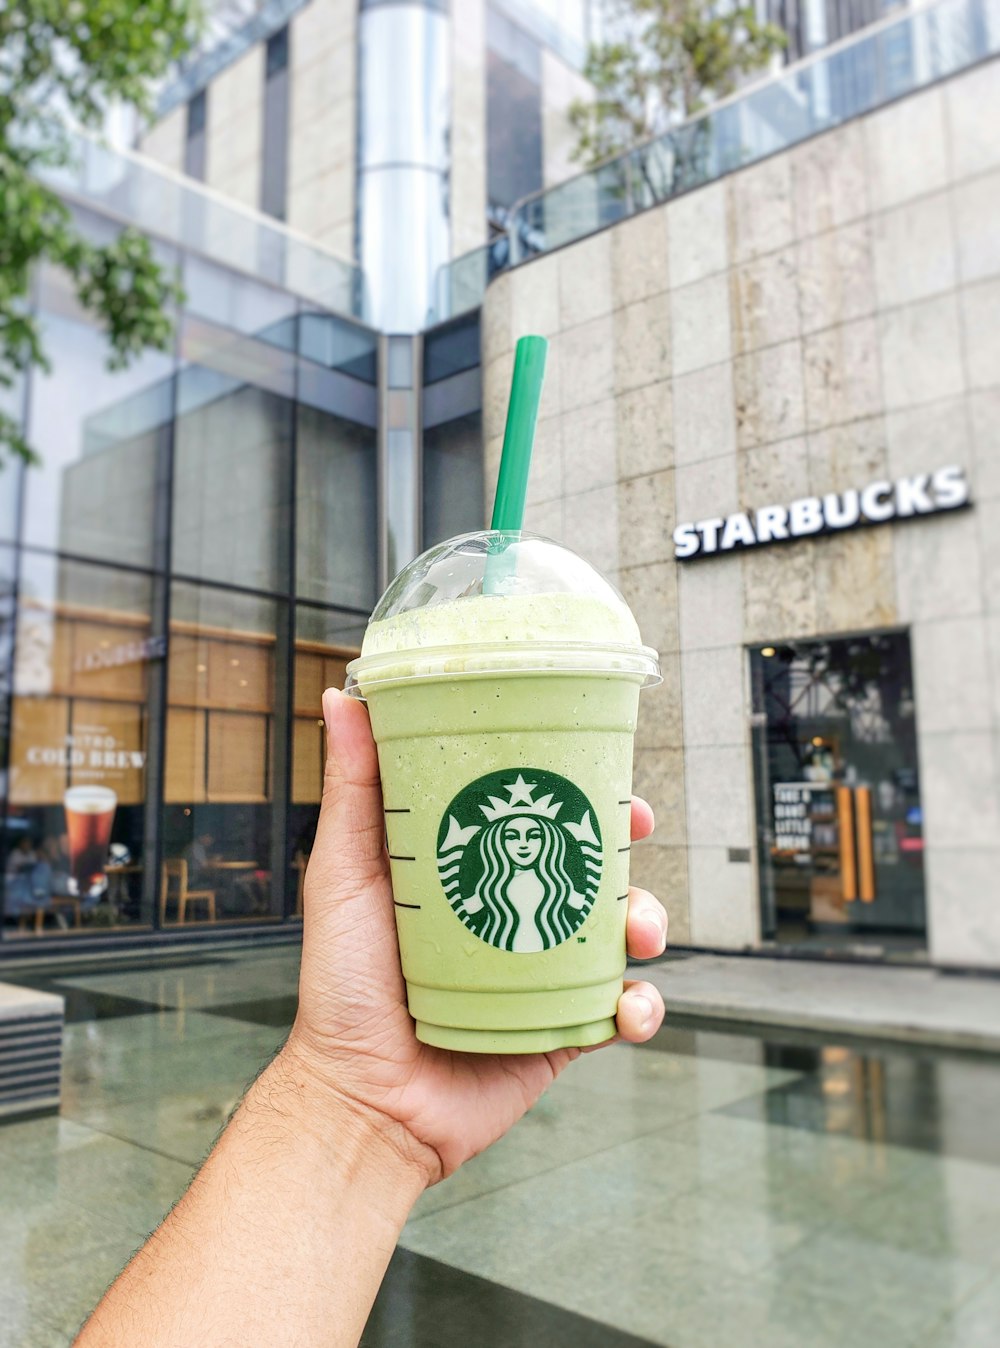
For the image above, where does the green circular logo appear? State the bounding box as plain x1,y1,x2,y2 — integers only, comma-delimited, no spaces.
437,769,603,953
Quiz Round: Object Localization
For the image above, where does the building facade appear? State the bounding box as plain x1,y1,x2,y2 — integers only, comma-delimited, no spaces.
2,0,998,969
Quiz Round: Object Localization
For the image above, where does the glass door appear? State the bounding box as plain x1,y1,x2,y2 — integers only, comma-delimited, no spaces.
750,632,926,956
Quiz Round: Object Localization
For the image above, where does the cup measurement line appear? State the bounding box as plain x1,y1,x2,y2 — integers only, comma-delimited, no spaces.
393,901,421,910
618,846,631,853
616,892,629,901
618,799,631,805
389,854,417,861
384,808,411,814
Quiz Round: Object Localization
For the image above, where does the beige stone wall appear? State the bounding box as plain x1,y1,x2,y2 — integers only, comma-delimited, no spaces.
137,105,186,174
205,46,264,208
481,62,1000,968
452,0,487,257
540,48,592,189
287,0,357,259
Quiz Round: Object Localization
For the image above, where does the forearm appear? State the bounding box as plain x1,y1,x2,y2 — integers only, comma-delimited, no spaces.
77,1047,428,1347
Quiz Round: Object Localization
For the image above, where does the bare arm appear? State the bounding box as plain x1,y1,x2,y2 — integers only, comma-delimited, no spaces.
77,1049,428,1346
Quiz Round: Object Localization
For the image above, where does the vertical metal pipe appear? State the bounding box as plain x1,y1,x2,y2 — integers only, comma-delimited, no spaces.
855,786,876,903
837,785,857,903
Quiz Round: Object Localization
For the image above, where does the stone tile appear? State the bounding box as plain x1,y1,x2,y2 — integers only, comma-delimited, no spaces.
920,732,1000,849
611,205,670,306
678,553,744,650
740,436,810,506
734,340,806,449
803,317,883,432
945,61,1000,181
528,412,563,502
953,170,1000,284
635,650,684,749
913,617,995,733
667,180,727,286
673,363,737,466
885,396,971,483
671,273,732,376
920,1274,1000,1348
879,294,965,412
796,219,875,336
482,348,516,442
684,745,752,848
681,645,746,747
807,415,888,495
559,230,613,329
872,192,957,308
729,247,800,357
688,846,758,949
633,748,687,845
978,497,1000,613
728,156,795,264
508,251,560,338
960,278,1000,390
988,614,1000,726
814,527,897,634
894,508,983,621
629,843,689,940
613,293,672,393
480,271,512,360
791,121,869,238
865,87,949,212
618,469,675,569
969,389,1000,500
675,454,739,527
616,379,673,478
743,540,817,643
926,846,1000,968
522,495,564,542
558,314,614,411
618,559,681,654
565,482,619,572
561,397,616,494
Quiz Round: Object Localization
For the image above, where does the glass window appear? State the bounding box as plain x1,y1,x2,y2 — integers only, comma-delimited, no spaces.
289,606,364,915
750,632,926,955
422,413,484,548
295,404,378,611
423,313,481,385
163,584,277,925
487,12,543,214
2,554,154,939
261,28,290,221
185,91,207,180
23,271,174,568
299,315,378,384
173,328,295,592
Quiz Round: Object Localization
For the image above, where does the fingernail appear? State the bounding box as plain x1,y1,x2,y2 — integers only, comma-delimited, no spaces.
646,911,667,948
633,994,655,1031
322,688,337,734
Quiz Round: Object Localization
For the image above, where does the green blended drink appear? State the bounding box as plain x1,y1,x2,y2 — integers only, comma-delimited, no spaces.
345,531,660,1054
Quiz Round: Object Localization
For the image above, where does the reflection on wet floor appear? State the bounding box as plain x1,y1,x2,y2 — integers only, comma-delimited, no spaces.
2,948,1000,1347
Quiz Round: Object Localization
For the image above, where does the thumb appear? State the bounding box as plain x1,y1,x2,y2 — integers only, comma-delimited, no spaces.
309,688,387,900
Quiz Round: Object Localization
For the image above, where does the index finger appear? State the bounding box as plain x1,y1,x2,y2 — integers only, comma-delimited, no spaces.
630,795,654,842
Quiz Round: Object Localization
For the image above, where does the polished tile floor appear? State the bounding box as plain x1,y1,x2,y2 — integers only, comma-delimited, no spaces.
2,947,1000,1347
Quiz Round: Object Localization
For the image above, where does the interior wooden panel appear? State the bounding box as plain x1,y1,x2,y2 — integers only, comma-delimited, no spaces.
68,622,150,701
323,655,350,693
8,698,70,805
168,632,210,707
165,707,206,803
69,700,146,806
294,652,324,718
206,711,269,802
292,717,324,804
207,641,272,713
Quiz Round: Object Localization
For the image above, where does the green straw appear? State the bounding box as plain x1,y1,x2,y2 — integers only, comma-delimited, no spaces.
490,335,548,531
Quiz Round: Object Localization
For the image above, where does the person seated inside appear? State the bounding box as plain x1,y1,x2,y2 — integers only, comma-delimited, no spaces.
183,831,215,888
41,832,73,898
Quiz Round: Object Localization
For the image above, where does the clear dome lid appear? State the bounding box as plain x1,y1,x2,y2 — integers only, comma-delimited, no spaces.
345,531,661,695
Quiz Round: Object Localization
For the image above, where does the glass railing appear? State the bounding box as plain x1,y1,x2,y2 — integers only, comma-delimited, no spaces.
42,134,369,322
434,0,999,319
511,0,999,261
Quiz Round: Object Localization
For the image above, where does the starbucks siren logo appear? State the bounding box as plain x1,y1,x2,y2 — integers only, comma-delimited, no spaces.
437,769,603,953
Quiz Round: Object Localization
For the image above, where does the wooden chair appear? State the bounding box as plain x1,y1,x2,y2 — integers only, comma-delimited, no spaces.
161,859,216,925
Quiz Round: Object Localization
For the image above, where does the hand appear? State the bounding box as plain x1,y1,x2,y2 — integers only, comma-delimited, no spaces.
285,689,668,1189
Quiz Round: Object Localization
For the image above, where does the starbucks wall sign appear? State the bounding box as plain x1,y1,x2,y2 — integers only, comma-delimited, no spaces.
437,770,603,953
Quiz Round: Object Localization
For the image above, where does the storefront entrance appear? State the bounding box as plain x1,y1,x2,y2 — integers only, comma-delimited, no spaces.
750,633,926,957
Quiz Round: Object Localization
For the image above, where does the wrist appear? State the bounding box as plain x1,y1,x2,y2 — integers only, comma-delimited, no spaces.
266,1036,437,1199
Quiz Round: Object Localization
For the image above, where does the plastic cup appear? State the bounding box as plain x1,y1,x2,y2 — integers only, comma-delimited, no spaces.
64,785,117,895
345,531,660,1054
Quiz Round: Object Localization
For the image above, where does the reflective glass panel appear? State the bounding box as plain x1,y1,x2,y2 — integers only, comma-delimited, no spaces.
422,413,484,548
163,584,277,925
2,554,154,938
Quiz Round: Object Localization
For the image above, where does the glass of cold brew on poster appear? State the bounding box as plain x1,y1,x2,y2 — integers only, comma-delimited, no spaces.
63,785,117,896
